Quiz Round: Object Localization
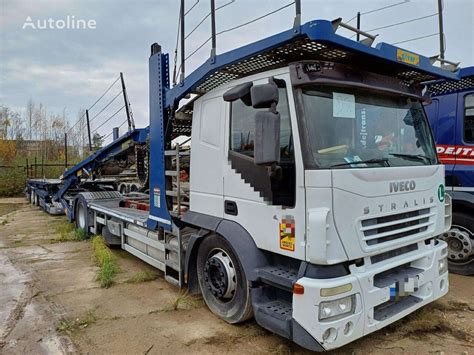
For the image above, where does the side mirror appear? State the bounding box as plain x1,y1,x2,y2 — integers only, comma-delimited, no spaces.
223,82,253,106
250,81,279,109
254,111,280,165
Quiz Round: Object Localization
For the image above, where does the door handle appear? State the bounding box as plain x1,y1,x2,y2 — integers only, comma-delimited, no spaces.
224,200,238,216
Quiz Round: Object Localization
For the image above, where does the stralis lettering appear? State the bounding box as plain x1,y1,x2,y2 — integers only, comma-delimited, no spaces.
363,196,434,214
389,180,416,193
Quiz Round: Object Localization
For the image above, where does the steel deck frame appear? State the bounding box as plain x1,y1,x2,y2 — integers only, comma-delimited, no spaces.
427,66,474,96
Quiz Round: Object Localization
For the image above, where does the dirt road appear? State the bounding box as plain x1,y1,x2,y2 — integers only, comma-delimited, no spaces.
0,197,473,354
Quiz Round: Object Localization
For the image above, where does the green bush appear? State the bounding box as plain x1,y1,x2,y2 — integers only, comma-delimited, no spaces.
0,167,26,197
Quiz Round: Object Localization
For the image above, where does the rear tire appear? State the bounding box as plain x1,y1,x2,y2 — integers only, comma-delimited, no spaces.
197,234,253,324
75,200,90,235
440,212,474,275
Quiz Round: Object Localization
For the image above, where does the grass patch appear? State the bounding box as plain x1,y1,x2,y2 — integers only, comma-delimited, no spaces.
92,235,119,288
52,223,87,243
162,290,202,311
126,270,159,284
56,309,97,334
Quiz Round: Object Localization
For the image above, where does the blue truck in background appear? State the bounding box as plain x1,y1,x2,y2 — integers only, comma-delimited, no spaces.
426,66,474,275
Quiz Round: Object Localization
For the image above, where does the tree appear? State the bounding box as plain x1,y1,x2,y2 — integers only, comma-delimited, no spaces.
92,133,104,151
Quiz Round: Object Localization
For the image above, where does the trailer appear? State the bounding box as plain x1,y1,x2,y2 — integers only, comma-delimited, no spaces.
425,66,474,275
26,179,64,215
25,126,150,216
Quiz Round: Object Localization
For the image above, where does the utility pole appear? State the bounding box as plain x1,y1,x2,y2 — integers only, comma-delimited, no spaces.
120,72,134,131
356,12,361,41
438,0,445,59
64,133,68,170
85,109,92,152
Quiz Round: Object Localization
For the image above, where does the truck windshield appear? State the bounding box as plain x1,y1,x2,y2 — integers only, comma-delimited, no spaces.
300,86,437,169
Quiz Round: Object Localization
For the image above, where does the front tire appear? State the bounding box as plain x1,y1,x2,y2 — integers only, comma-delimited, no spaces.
197,234,253,323
440,212,474,275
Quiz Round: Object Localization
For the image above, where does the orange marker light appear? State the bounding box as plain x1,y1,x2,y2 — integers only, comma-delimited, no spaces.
293,283,304,295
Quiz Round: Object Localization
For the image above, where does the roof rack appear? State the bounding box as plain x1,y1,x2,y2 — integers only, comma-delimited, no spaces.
165,19,458,108
426,66,474,95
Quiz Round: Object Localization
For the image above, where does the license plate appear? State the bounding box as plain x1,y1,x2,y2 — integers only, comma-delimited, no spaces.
389,276,419,300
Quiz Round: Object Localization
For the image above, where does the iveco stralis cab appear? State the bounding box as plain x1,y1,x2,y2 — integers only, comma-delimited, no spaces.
187,60,452,350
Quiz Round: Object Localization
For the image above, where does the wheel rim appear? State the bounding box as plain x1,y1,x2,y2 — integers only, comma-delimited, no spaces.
440,225,474,262
77,203,86,229
203,249,237,301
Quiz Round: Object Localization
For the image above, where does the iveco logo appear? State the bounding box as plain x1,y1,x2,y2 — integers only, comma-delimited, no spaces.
389,180,416,193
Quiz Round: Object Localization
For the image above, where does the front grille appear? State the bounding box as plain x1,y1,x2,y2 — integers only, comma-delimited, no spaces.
361,208,434,247
371,244,418,264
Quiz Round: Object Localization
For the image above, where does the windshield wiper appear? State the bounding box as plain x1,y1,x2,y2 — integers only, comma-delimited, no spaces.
330,158,390,168
389,153,432,164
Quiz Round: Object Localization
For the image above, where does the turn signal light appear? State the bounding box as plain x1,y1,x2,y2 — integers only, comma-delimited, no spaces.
293,283,305,295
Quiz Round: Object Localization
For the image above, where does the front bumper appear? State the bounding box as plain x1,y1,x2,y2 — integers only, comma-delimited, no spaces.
293,239,449,350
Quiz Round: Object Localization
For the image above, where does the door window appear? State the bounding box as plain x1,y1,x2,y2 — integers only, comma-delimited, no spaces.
464,94,474,143
230,86,292,158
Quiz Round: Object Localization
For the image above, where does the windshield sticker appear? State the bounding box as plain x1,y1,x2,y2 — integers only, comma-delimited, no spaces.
333,92,355,118
279,216,295,252
344,155,367,167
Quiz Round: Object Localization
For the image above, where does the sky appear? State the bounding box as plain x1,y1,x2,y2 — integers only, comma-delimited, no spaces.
1,0,473,141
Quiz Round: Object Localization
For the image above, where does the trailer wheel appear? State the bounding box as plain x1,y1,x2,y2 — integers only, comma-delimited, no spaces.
440,212,474,275
75,200,90,234
197,234,253,323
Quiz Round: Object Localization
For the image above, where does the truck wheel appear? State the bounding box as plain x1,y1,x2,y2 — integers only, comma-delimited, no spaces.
440,212,474,275
197,234,253,324
75,200,90,234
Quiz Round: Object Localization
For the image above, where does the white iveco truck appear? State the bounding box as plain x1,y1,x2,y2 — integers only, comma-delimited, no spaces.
69,17,454,351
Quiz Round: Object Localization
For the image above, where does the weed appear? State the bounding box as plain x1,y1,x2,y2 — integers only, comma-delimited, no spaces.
52,222,87,243
163,290,202,311
92,235,119,288
56,308,97,334
126,270,158,284
72,228,87,241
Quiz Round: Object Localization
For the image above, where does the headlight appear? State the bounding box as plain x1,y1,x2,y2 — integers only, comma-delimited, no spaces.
438,256,448,275
319,295,356,321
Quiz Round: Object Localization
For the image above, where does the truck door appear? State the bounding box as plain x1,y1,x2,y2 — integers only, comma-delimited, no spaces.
189,95,225,218
453,92,474,188
427,94,457,188
222,75,306,260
